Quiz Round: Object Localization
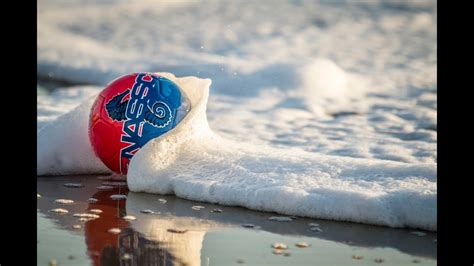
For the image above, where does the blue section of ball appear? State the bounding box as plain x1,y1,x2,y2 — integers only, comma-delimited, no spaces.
120,73,191,160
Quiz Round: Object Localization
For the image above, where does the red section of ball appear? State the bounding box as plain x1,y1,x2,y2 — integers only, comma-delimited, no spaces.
89,73,138,174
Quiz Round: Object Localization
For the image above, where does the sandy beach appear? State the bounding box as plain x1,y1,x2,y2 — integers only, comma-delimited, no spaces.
38,175,436,265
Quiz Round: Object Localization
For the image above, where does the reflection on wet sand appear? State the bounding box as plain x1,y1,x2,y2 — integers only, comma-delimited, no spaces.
37,175,437,266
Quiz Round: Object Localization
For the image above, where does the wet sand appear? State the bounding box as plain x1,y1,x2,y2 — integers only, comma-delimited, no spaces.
37,175,436,265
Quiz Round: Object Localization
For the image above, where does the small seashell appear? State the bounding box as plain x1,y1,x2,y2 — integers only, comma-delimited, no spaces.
272,243,288,249
158,198,167,204
374,258,384,263
352,255,364,260
411,231,426,237
268,216,292,222
123,215,136,221
242,223,255,228
167,228,188,233
73,213,100,219
72,225,81,229
108,228,121,234
110,194,127,200
140,209,155,214
272,249,283,255
96,185,113,190
50,208,69,214
310,227,323,232
211,208,223,213
295,242,310,248
55,199,74,204
88,198,98,203
64,183,84,188
89,209,102,214
192,205,205,210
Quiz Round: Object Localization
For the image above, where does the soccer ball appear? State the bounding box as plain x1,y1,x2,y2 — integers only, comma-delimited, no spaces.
89,72,191,174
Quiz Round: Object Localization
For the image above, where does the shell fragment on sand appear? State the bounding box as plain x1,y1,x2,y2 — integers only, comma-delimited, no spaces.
158,198,167,204
108,228,121,234
110,194,127,200
272,243,288,249
309,226,323,232
123,215,136,221
50,208,69,214
268,216,293,222
411,231,427,237
192,205,205,210
295,242,310,248
63,183,84,188
241,223,255,228
88,198,98,203
73,213,100,219
55,199,74,204
140,209,155,214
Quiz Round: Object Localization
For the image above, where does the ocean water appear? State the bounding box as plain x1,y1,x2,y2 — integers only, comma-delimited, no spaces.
37,0,437,230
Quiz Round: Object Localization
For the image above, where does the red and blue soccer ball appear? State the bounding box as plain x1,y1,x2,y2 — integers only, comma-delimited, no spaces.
89,73,191,174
